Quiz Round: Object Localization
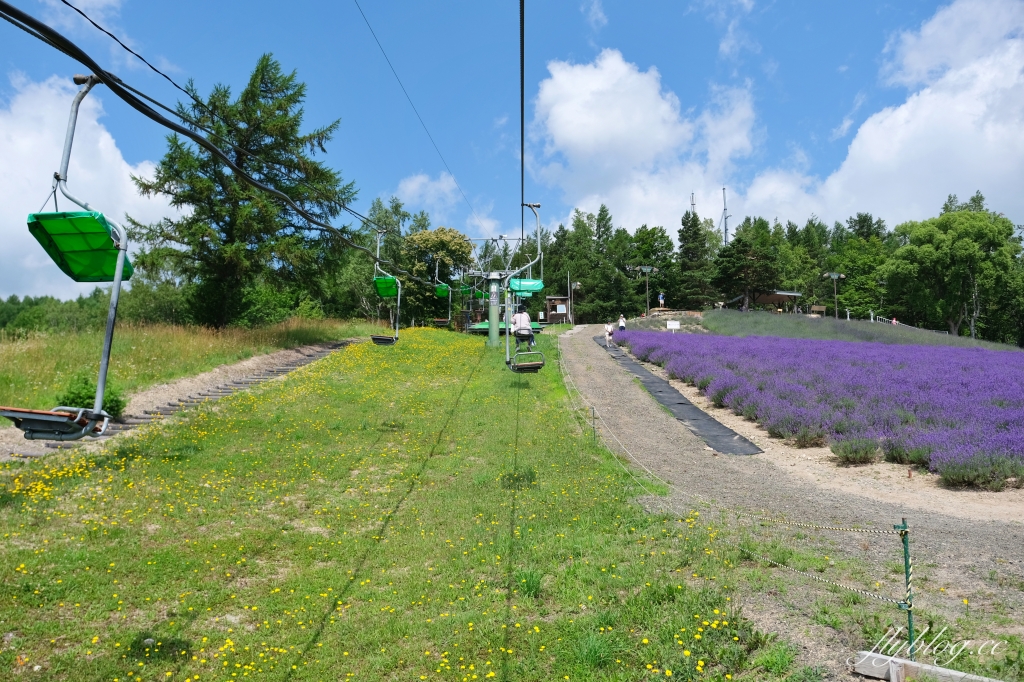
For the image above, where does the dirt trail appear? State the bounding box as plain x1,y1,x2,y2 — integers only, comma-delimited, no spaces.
1,341,350,460
559,325,1023,678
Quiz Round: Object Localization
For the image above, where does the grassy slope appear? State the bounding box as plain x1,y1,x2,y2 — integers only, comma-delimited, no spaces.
0,328,798,681
2,329,1020,680
0,319,387,409
699,310,1018,350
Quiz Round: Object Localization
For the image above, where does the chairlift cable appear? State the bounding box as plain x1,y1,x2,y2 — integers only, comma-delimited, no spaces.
520,0,525,247
47,0,419,252
0,0,436,287
352,0,485,230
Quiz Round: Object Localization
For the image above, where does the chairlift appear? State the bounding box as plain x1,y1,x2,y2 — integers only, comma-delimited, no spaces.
370,231,401,345
431,260,452,327
504,205,546,374
0,75,132,441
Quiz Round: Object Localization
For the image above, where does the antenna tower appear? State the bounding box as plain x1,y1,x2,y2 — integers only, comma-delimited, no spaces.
690,192,696,217
721,187,731,244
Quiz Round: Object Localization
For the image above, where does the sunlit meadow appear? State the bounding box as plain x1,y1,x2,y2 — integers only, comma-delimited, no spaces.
0,318,385,410
0,328,790,681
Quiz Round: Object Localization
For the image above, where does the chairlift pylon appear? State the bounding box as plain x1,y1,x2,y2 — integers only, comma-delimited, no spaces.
1,75,132,441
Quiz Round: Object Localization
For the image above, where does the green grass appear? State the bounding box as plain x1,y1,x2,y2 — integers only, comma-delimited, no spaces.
0,318,387,410
698,310,1018,350
0,328,789,681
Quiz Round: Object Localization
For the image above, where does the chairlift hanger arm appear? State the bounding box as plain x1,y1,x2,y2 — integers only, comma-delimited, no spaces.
0,0,435,287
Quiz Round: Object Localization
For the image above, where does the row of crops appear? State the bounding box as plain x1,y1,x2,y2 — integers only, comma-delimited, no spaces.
616,331,1024,490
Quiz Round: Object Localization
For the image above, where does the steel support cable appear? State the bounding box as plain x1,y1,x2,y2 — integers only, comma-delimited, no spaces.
0,0,435,287
555,334,907,606
520,0,525,245
351,0,484,230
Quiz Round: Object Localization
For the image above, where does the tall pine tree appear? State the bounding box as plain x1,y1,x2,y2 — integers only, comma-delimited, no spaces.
130,55,355,327
676,211,719,309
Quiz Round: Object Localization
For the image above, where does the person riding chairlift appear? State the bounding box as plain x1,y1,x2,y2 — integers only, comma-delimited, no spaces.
512,304,535,348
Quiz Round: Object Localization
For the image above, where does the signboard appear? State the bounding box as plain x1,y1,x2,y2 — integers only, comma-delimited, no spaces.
489,282,499,306
556,304,566,314
667,320,680,332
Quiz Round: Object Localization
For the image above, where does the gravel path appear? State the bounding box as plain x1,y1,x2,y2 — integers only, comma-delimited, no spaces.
560,326,1023,677
1,341,351,460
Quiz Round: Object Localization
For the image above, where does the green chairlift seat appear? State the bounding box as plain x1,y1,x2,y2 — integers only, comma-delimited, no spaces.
3,77,132,443
435,284,450,297
374,276,399,298
28,212,133,282
509,278,543,293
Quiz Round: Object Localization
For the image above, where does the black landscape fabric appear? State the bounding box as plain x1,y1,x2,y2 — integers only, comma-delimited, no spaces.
595,336,762,456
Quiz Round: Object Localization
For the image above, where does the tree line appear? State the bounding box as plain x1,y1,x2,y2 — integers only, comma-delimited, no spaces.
536,192,1024,345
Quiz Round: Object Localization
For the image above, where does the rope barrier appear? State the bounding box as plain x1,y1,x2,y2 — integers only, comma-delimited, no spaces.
736,514,902,536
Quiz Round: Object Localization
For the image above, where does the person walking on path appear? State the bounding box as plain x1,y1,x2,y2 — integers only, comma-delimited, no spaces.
511,305,536,347
604,320,615,347
618,314,626,332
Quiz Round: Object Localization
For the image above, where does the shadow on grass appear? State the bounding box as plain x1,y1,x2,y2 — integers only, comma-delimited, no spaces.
279,347,485,682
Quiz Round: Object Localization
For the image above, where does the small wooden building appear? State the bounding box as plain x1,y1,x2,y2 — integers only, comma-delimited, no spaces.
545,296,569,324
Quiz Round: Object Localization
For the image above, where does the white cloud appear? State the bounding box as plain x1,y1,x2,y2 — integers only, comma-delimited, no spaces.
395,172,458,215
39,0,124,30
719,18,760,58
37,0,179,74
828,92,867,142
743,0,1024,226
534,49,696,201
883,0,1024,87
693,0,758,58
581,0,607,31
466,202,501,238
533,49,752,232
829,117,854,141
533,0,1024,237
0,74,170,299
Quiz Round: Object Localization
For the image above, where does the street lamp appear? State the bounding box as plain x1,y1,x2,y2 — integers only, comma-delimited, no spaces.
822,272,846,319
627,265,660,316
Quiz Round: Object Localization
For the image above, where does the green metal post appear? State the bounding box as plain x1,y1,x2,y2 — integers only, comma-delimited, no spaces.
487,274,500,347
895,517,915,661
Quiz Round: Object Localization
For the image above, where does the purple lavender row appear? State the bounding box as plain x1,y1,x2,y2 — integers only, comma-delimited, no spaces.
615,330,1024,490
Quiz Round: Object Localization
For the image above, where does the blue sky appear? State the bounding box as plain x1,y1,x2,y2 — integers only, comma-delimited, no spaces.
3,0,1024,297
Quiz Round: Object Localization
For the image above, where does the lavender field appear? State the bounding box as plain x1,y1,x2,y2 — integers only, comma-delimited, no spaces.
617,330,1024,490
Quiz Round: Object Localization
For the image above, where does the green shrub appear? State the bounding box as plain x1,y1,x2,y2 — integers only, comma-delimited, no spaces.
56,373,127,420
295,297,326,320
935,456,1024,491
831,438,879,465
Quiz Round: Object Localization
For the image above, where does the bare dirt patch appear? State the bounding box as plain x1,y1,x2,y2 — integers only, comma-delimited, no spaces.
2,341,352,460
